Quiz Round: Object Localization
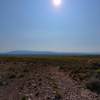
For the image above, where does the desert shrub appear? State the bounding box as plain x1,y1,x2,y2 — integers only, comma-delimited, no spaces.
9,74,16,79
17,74,24,78
21,96,27,100
0,80,3,86
58,65,64,70
53,94,62,100
7,72,16,79
96,69,100,73
0,80,8,86
86,79,100,94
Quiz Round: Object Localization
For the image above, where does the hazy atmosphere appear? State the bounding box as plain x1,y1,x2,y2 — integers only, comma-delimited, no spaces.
1,1,100,99
0,0,100,53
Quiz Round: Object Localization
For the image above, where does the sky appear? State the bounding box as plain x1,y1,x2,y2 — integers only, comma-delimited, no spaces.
0,0,100,53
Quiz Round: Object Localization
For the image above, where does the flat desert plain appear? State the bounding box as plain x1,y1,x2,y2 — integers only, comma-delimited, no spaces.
0,56,100,100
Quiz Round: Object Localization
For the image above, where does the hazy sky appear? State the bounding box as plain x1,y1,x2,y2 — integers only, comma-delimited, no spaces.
0,0,100,53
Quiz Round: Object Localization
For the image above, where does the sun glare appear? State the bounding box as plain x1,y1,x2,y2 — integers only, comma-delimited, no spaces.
52,0,62,7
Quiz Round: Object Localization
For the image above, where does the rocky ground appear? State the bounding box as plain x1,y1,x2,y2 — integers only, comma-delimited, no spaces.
0,61,99,100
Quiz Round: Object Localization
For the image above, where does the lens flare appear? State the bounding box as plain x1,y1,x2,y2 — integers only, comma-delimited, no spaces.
52,0,61,7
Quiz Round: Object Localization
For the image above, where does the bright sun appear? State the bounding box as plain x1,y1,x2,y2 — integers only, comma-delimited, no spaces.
52,0,62,7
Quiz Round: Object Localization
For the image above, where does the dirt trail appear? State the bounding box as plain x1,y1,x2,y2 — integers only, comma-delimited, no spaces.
0,63,98,100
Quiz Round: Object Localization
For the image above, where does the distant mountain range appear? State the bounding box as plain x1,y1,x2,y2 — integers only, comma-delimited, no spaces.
0,50,58,55
0,50,99,56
